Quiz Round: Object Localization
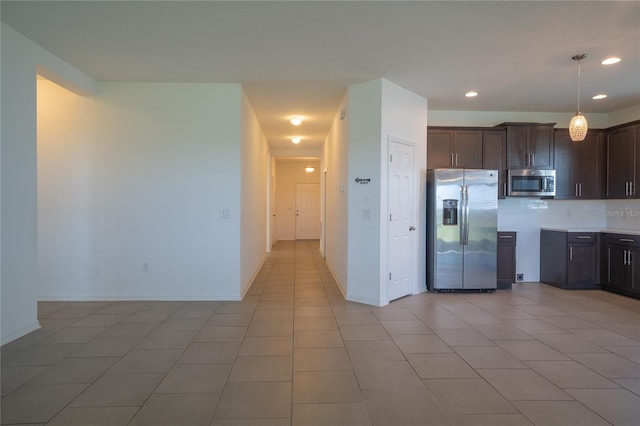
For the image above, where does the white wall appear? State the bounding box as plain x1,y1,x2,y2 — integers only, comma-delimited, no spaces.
240,90,270,295
346,79,428,306
346,80,383,305
322,97,349,295
1,23,95,345
37,80,249,301
274,160,321,241
607,103,640,127
428,110,609,129
379,79,428,303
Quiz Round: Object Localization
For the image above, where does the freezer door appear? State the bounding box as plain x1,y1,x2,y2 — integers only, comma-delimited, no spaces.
463,169,498,289
434,169,464,289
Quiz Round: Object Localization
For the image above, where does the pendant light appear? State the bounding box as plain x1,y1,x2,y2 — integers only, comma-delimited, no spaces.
569,53,588,142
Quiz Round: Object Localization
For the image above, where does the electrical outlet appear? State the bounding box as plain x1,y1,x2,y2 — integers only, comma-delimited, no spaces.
516,273,524,282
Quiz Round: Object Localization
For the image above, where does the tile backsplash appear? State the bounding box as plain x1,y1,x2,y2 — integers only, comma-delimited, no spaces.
606,199,640,231
498,198,607,232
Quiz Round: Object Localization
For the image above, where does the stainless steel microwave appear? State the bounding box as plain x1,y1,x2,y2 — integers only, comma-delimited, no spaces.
508,169,556,197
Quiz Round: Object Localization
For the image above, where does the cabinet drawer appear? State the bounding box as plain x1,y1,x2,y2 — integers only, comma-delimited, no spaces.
567,233,597,243
605,234,640,247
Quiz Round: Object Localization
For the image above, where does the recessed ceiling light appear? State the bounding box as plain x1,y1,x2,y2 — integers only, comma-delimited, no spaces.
601,57,621,65
465,91,478,98
592,94,607,100
290,117,302,126
291,137,301,144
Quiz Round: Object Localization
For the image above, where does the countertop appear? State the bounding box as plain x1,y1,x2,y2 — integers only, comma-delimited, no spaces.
540,228,640,236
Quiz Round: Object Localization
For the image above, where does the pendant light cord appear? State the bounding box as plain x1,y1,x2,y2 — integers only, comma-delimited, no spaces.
577,58,581,113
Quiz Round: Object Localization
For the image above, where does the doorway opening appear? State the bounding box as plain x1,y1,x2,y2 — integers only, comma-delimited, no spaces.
271,157,321,244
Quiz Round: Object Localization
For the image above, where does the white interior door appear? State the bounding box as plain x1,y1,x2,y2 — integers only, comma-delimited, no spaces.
295,183,320,239
388,139,416,301
270,174,276,247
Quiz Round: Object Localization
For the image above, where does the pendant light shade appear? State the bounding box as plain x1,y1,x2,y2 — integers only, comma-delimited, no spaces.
569,54,588,142
569,112,588,141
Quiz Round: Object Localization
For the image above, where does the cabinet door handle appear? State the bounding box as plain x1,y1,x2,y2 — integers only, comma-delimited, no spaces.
579,183,582,197
531,153,535,166
498,235,513,239
503,182,507,197
631,181,635,196
575,183,579,197
629,250,633,265
451,153,455,167
626,181,630,196
624,249,630,266
620,238,635,243
569,246,573,261
576,236,591,239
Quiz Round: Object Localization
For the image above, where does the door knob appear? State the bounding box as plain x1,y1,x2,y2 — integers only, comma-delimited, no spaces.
409,226,416,231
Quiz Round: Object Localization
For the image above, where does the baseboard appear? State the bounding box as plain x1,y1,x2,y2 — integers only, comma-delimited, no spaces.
345,292,385,307
241,254,269,299
37,295,243,302
324,262,347,299
1,321,41,346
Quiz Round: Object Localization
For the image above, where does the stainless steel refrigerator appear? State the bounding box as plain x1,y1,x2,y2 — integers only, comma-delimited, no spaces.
427,169,498,291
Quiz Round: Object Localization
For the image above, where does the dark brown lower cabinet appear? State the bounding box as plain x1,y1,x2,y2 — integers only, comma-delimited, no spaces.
602,233,640,299
540,230,600,289
497,232,516,289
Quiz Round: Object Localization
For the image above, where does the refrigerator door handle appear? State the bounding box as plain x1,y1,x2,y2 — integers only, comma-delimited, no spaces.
465,185,471,245
462,185,470,246
459,185,465,245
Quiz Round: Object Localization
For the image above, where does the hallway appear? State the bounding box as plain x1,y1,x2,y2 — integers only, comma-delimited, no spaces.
1,240,640,425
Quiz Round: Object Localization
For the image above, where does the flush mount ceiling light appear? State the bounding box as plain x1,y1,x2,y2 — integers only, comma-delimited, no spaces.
305,165,315,173
291,137,301,144
601,57,621,65
569,53,588,142
465,91,478,98
592,94,607,100
290,117,302,126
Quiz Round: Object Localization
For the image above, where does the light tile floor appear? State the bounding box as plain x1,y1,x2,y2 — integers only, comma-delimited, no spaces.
2,240,640,425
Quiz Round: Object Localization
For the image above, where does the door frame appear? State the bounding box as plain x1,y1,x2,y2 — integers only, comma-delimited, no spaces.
295,182,321,240
384,136,419,303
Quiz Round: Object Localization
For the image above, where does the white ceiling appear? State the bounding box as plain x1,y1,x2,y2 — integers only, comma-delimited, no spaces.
2,1,639,150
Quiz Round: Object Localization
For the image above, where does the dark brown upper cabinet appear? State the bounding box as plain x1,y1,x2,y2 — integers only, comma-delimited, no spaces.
554,129,606,199
482,129,507,198
427,128,482,169
607,122,639,199
501,123,555,170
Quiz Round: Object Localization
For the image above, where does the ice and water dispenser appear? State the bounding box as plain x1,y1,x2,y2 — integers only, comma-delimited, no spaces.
442,199,458,226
